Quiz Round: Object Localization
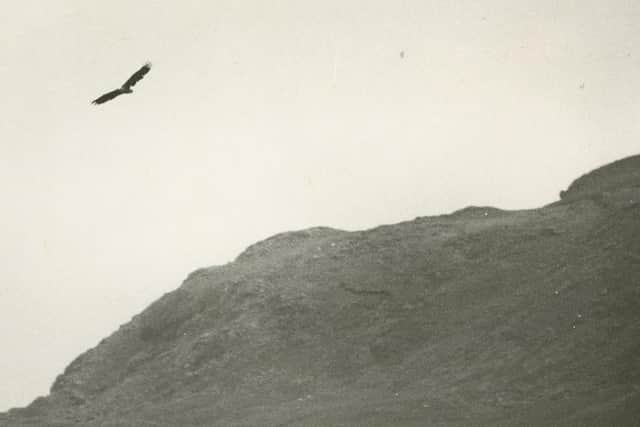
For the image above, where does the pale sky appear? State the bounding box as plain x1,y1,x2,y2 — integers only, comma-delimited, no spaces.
1,0,639,410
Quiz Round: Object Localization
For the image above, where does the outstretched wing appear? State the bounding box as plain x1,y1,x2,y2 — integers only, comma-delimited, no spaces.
122,62,151,89
91,88,125,105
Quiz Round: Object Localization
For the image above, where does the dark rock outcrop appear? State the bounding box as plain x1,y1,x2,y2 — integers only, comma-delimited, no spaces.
2,155,640,426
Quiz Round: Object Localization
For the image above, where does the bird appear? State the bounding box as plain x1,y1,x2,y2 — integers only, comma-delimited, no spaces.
91,62,152,105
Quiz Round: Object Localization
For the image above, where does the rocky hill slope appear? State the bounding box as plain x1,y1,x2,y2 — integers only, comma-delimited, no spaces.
2,155,640,426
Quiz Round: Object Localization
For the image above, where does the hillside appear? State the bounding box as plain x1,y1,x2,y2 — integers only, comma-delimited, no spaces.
2,155,640,426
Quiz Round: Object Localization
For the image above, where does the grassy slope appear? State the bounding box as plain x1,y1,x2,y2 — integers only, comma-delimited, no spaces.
2,156,640,426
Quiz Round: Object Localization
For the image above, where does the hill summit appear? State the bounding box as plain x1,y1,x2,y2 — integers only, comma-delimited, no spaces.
2,155,640,426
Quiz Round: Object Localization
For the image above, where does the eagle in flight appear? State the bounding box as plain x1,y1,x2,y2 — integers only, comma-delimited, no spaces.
92,62,152,105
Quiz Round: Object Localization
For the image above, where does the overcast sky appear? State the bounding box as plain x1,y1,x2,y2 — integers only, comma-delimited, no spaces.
1,0,639,411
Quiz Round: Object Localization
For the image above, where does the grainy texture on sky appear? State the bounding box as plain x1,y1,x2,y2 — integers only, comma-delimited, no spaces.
1,0,639,410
